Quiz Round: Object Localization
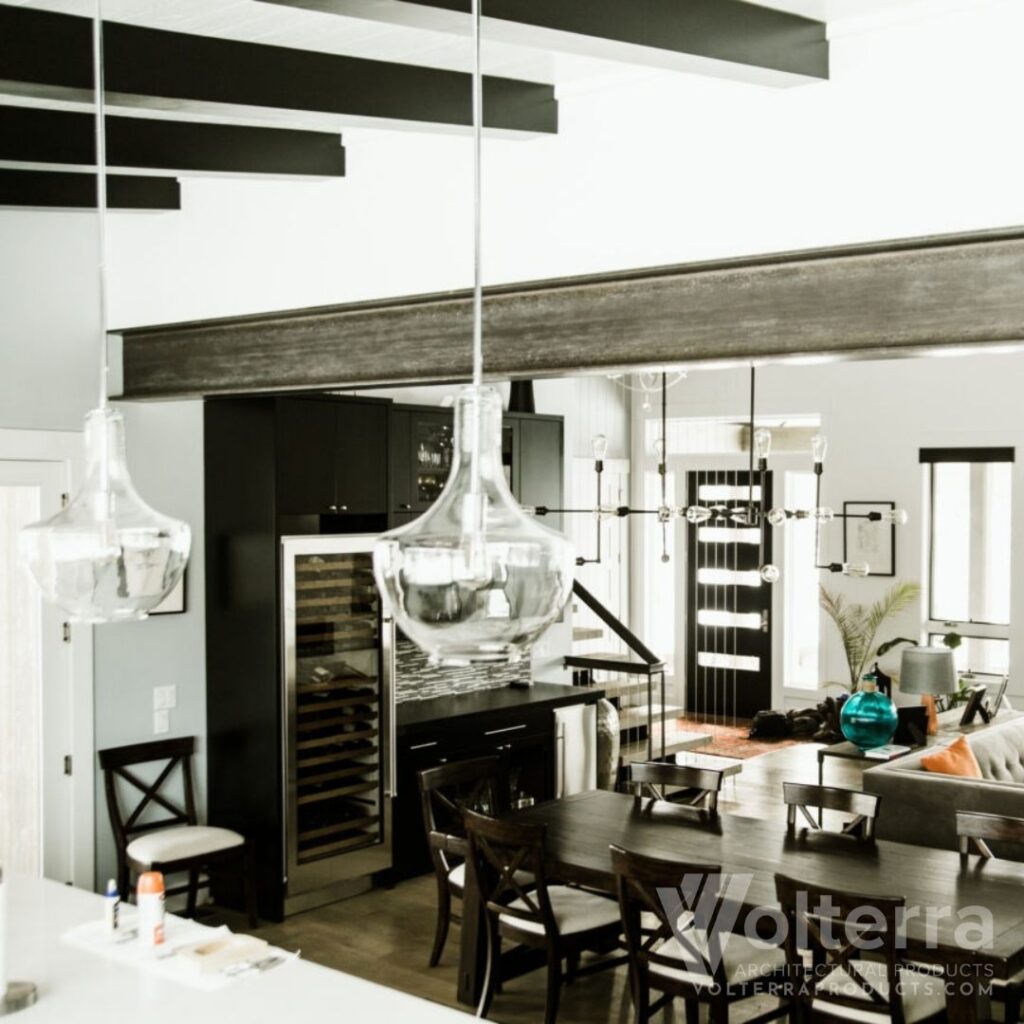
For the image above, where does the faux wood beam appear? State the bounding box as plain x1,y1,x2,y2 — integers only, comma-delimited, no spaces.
0,169,180,210
259,0,828,86
0,5,557,137
117,228,1024,399
0,106,346,178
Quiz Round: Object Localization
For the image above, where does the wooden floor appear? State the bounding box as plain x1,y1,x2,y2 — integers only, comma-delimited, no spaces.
245,742,860,1024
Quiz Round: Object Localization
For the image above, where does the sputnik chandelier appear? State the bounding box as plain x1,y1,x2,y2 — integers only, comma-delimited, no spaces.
533,367,907,582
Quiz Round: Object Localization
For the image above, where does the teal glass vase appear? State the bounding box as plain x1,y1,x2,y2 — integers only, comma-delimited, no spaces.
840,677,898,751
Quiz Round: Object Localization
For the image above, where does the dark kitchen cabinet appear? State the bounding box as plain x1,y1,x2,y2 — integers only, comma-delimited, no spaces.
204,392,389,920
276,396,387,516
518,416,564,532
391,687,596,881
387,405,562,530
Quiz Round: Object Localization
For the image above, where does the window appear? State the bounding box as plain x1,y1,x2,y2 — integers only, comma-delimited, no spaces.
922,447,1013,675
784,471,820,690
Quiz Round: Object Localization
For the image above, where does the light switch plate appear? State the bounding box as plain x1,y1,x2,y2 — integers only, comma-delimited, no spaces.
153,709,170,735
153,685,177,710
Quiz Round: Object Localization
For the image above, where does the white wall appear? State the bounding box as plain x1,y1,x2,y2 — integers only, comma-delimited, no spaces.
633,351,1024,711
90,401,206,888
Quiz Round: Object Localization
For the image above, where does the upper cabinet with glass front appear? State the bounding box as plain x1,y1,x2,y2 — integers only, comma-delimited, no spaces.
388,405,563,528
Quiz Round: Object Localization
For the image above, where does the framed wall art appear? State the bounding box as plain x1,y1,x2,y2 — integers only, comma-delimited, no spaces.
843,501,896,577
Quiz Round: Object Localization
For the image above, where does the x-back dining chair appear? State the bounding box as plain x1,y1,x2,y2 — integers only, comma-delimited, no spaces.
775,873,946,1023
783,782,880,840
611,843,787,1024
466,808,623,1024
957,810,1024,1022
417,755,502,967
98,736,256,926
625,761,725,816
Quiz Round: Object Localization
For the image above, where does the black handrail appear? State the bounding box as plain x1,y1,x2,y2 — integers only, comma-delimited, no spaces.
570,579,660,667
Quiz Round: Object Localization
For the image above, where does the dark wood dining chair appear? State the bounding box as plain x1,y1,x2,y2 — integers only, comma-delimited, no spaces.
98,737,256,926
783,782,880,839
611,843,787,1024
957,811,1024,1022
465,809,624,1024
625,761,725,815
417,755,502,967
775,873,947,1023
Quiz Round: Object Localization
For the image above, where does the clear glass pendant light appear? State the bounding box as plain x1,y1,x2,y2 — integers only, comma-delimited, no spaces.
372,0,573,665
19,0,190,623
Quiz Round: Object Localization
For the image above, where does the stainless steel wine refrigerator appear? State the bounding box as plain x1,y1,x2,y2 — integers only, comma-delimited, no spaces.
280,535,395,912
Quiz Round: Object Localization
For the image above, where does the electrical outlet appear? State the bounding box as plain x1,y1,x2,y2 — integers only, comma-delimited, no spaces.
153,685,177,710
153,709,170,735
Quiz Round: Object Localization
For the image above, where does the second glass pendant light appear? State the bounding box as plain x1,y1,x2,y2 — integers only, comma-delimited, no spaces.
372,0,573,664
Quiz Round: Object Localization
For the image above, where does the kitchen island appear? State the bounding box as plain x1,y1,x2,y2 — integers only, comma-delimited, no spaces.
3,876,473,1023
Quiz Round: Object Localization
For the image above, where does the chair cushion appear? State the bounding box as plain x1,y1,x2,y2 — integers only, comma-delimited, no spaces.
921,735,982,779
127,825,244,865
648,930,785,989
812,961,946,1023
500,885,620,937
447,863,531,893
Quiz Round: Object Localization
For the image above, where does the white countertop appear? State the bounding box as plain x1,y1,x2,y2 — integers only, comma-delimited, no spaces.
4,876,473,1023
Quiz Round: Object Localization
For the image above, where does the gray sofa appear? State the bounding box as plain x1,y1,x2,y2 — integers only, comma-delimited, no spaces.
863,714,1024,856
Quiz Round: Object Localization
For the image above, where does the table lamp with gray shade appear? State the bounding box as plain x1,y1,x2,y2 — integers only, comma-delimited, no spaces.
900,647,958,735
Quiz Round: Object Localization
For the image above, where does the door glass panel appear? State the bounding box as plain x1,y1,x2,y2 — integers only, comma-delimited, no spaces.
0,484,42,875
291,551,382,863
697,568,762,587
413,417,453,505
696,610,762,629
697,652,760,672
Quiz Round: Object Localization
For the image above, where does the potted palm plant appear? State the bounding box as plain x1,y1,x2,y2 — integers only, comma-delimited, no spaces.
819,581,921,692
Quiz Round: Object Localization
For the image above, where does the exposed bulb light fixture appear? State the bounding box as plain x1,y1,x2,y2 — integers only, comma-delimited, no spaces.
19,0,190,622
753,428,772,462
811,433,829,466
841,562,871,577
372,0,573,665
591,434,608,460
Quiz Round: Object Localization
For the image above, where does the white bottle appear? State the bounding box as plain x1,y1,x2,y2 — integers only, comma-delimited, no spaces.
104,878,120,934
136,871,165,947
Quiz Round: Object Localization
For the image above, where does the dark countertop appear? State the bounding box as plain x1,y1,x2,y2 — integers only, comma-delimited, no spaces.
397,681,604,734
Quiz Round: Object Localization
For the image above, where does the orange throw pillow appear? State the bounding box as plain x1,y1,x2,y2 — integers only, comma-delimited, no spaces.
921,735,983,778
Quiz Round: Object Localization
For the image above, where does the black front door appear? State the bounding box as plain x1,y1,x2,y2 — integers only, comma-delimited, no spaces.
685,469,773,720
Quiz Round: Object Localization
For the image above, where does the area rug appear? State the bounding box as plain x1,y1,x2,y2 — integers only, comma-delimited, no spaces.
676,716,809,760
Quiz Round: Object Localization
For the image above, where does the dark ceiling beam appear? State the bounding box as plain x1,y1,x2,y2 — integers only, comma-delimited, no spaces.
0,169,180,211
259,0,828,86
116,228,1024,399
0,106,346,178
0,5,557,136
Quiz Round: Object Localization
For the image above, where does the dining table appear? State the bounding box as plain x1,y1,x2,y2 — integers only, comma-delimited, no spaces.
457,789,1024,1023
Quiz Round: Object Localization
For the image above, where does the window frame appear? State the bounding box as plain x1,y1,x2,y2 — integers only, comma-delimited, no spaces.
922,446,1013,661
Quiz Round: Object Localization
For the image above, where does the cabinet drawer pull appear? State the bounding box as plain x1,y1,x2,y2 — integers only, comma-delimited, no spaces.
484,724,527,737
409,741,439,751
399,503,413,511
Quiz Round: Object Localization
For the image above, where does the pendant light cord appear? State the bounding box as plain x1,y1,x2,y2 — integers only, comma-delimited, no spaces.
93,0,110,410
471,0,483,389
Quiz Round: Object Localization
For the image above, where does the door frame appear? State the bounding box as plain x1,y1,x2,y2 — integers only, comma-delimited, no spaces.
0,427,93,889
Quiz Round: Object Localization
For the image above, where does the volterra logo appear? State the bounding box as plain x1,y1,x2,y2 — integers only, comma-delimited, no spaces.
654,873,995,985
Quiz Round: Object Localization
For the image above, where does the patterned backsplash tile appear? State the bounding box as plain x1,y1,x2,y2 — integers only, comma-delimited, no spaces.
396,635,528,703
